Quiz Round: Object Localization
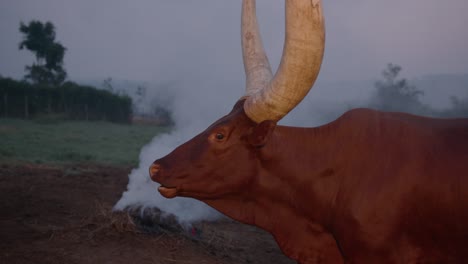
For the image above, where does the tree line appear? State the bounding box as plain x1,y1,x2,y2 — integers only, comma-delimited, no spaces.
0,77,132,123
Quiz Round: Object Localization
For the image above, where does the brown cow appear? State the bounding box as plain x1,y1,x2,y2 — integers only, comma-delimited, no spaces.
149,0,468,263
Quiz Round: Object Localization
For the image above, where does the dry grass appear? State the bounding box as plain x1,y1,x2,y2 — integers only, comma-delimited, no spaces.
79,201,138,236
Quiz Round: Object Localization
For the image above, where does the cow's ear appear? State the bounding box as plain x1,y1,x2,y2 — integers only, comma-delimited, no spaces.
248,120,276,147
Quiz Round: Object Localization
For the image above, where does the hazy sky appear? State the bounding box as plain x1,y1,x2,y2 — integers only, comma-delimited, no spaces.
0,0,467,84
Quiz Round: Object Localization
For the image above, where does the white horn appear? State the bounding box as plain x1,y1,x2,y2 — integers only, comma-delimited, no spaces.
244,0,325,123
242,0,273,97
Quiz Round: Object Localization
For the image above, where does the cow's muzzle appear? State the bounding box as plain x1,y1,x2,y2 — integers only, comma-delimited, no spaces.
149,163,179,198
149,163,161,182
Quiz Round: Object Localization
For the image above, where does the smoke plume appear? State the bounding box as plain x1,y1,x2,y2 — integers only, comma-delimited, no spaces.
113,74,247,224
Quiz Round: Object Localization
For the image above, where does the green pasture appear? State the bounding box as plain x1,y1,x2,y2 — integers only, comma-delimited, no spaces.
0,118,169,166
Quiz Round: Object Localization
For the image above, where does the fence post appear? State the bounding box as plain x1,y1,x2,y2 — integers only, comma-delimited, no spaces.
3,92,7,118
24,94,29,119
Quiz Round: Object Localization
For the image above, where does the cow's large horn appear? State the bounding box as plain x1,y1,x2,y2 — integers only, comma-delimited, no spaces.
243,0,325,123
242,0,273,97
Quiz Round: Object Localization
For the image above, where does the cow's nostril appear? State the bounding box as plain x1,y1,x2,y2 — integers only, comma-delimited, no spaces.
149,163,161,180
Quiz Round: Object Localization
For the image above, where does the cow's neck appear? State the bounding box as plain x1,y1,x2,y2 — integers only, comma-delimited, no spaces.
256,125,342,221
203,124,345,259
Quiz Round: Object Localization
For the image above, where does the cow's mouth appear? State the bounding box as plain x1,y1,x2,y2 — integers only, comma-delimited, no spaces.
158,186,178,198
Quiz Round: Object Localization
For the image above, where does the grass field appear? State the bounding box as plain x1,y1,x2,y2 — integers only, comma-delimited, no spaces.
0,118,170,166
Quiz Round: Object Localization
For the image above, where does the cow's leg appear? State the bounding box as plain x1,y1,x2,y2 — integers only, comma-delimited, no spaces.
277,231,345,264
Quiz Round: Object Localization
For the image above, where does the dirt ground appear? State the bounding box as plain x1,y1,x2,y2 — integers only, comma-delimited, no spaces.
0,164,295,264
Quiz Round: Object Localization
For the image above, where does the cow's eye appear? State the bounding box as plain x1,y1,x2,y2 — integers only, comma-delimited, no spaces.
215,133,225,140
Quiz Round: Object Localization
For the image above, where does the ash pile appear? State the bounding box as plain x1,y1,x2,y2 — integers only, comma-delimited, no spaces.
126,207,295,264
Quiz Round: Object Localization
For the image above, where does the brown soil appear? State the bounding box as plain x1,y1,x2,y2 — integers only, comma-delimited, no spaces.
0,164,295,264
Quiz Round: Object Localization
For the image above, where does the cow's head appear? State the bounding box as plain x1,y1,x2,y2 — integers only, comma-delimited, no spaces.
150,0,325,200
150,99,277,199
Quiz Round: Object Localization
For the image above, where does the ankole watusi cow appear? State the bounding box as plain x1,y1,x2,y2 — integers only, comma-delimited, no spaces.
149,0,468,263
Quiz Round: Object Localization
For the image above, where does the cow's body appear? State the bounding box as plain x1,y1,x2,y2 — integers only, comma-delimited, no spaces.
149,0,468,262
151,103,468,263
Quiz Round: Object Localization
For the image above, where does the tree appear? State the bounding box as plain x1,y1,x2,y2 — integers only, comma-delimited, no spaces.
445,95,468,117
102,77,113,92
19,20,67,86
371,63,425,114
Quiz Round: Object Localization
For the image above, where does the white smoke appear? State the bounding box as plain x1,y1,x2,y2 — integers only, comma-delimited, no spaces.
114,75,245,224
113,130,221,224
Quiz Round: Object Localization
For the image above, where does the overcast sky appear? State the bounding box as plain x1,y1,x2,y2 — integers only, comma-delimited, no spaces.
0,0,467,84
